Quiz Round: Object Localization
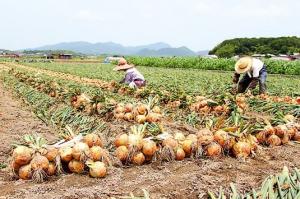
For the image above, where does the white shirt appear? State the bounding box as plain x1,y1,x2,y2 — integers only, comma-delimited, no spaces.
247,58,264,78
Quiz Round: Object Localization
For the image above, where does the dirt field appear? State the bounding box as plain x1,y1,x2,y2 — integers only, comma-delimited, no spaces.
1,79,300,199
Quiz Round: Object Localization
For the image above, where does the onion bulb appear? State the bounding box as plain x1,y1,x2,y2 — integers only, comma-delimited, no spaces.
128,134,143,150
88,161,107,178
213,130,229,147
132,152,145,165
174,132,185,142
232,141,251,159
31,154,49,171
136,115,147,124
186,134,197,143
124,112,134,121
152,106,161,114
146,113,161,123
114,133,129,147
197,129,214,146
182,139,194,156
114,112,125,120
89,146,104,161
18,164,32,180
115,106,125,114
266,135,282,146
12,146,32,166
83,133,103,147
256,131,267,144
72,142,90,161
45,147,58,162
46,162,56,176
175,148,185,161
162,138,178,149
124,103,133,113
68,160,85,174
142,140,157,156
293,131,300,142
59,147,73,162
115,146,129,162
206,142,222,157
275,125,288,138
137,104,147,115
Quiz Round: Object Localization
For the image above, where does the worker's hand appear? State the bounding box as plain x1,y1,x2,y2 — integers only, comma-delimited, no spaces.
232,73,240,84
248,78,259,89
231,84,238,94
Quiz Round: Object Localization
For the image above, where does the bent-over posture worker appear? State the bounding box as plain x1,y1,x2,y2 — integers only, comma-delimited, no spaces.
233,56,267,94
114,58,146,89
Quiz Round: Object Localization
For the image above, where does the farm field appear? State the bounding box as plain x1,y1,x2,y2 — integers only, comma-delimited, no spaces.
0,60,300,198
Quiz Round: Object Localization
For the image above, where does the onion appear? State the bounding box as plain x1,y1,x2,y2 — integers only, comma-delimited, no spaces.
256,131,267,144
287,127,297,138
114,134,129,147
72,142,90,161
213,105,223,114
132,152,145,165
213,130,229,147
264,125,275,136
152,106,161,114
196,96,206,102
31,154,49,171
206,142,222,157
46,162,56,176
89,146,104,161
224,137,236,151
266,135,281,146
115,146,129,162
293,131,300,141
174,132,185,142
83,133,103,147
128,134,143,150
296,97,300,105
11,160,21,173
137,104,147,115
45,147,59,162
68,160,85,174
136,115,146,124
146,113,161,123
246,135,258,151
182,139,193,156
197,129,214,146
115,112,125,120
186,134,197,143
124,112,134,121
88,161,107,178
142,140,157,156
12,146,32,166
175,148,185,161
284,114,295,122
115,106,125,114
281,133,290,145
124,103,133,113
18,164,32,180
96,103,104,114
162,138,178,149
59,147,73,162
275,125,288,138
232,141,251,158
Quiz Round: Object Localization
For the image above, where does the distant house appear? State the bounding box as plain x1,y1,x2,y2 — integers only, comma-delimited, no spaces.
45,53,72,59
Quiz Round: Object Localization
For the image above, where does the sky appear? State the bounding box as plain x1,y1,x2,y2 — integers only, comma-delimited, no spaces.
0,0,300,51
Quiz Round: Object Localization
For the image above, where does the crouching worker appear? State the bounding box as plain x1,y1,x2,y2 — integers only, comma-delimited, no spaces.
233,56,267,94
114,58,146,89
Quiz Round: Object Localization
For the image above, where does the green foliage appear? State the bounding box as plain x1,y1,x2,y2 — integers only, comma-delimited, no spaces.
126,56,300,75
209,36,300,57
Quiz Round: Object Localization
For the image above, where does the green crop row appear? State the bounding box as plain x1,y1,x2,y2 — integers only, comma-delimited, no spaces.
126,57,300,75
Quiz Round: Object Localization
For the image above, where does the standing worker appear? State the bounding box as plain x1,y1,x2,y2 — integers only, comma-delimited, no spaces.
114,58,146,89
232,56,267,94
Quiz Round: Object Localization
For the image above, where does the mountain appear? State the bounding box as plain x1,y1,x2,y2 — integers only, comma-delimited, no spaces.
137,46,197,56
30,41,196,56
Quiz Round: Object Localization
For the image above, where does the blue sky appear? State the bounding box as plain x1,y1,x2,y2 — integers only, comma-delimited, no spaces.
0,0,299,51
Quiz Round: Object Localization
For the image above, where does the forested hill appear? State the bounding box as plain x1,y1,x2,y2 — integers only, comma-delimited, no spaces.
209,36,300,58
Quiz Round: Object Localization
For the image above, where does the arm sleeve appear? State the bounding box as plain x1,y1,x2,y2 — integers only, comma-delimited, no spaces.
123,72,134,84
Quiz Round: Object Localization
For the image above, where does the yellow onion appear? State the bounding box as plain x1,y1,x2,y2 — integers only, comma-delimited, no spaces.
174,132,185,142
31,153,49,171
256,131,267,144
162,138,178,149
114,133,129,147
115,105,125,113
12,146,32,166
275,125,288,138
59,146,73,162
88,161,107,178
182,139,194,156
197,129,214,145
114,112,125,120
46,162,56,176
124,112,134,121
68,160,85,174
142,140,157,156
136,115,146,124
264,125,276,136
175,148,185,161
293,131,300,142
213,130,229,147
89,146,104,161
266,135,282,146
232,141,251,159
132,152,145,165
206,142,222,157
186,134,197,143
83,133,103,147
124,103,134,113
146,113,161,123
128,134,143,150
115,146,129,162
72,142,90,161
45,147,59,162
287,127,297,138
152,106,161,114
224,137,236,151
137,104,147,115
18,164,32,180
213,105,224,114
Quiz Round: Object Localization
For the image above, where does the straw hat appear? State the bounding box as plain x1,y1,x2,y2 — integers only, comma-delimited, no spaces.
113,64,134,71
235,57,253,74
118,58,127,66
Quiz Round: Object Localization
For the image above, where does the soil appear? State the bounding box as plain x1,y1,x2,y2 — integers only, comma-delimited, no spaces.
1,68,300,199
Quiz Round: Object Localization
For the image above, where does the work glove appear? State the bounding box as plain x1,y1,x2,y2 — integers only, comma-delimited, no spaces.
248,78,259,89
232,73,240,84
